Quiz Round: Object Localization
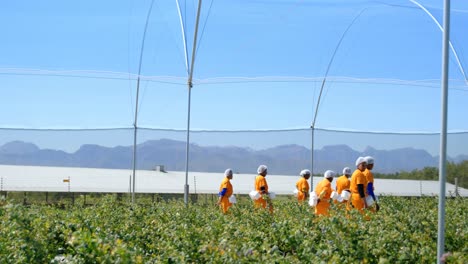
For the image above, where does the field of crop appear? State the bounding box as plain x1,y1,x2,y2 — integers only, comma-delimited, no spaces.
0,195,466,263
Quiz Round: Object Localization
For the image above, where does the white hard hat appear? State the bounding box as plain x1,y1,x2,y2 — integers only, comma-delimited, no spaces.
343,167,352,175
364,156,374,165
224,168,233,176
355,157,367,167
257,165,268,174
324,170,336,179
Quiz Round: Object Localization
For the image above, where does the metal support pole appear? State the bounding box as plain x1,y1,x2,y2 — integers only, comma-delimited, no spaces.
420,180,423,196
437,0,450,262
310,127,315,189
184,0,203,206
309,10,366,190
184,83,192,205
131,0,156,206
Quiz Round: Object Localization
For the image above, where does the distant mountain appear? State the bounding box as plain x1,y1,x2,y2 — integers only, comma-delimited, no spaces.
0,141,39,155
0,139,465,175
453,154,468,163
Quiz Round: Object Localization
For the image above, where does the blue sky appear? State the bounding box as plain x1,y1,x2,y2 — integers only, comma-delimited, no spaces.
0,0,467,155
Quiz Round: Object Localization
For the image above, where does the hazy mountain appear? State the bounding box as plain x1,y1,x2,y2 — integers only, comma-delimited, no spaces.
0,139,463,175
453,154,468,163
0,141,39,155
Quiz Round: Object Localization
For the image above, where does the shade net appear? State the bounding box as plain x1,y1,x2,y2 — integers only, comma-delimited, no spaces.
0,0,467,191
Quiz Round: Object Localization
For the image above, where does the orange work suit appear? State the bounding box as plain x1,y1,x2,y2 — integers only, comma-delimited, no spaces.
335,175,350,205
254,175,272,213
347,169,367,212
296,177,310,203
363,169,374,196
314,178,333,216
218,177,233,213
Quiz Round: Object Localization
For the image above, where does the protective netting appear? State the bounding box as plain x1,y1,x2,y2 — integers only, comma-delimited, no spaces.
1,127,467,174
0,0,467,187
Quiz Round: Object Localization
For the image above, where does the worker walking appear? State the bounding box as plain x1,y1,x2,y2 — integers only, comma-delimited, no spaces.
217,168,234,214
336,167,351,195
335,167,351,205
364,156,379,211
348,157,368,212
296,169,311,204
254,165,273,213
314,170,336,216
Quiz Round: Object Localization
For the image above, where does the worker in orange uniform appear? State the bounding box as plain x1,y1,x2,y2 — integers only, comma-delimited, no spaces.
254,165,273,213
314,170,336,216
296,169,311,204
217,168,234,214
335,167,351,204
348,157,368,212
336,167,352,194
364,156,379,211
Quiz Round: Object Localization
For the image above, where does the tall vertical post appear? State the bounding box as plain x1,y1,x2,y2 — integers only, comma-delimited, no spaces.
310,126,315,189
309,10,366,190
420,180,423,196
184,83,192,205
437,0,450,262
131,0,156,206
184,0,203,206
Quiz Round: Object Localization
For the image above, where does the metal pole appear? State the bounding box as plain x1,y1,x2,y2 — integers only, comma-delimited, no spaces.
131,0,156,205
437,0,450,262
129,175,132,194
184,85,192,205
420,180,423,196
408,0,467,86
309,10,366,190
184,0,203,206
310,126,315,189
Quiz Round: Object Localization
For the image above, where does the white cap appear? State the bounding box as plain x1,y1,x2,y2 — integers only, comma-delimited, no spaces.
355,157,367,167
342,167,352,175
224,168,233,176
324,170,336,179
257,165,268,174
300,169,311,176
364,156,374,165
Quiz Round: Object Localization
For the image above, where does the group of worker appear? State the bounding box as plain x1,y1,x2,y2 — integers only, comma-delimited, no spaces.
217,156,379,215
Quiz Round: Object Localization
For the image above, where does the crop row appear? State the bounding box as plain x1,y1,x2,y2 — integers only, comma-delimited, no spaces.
0,196,466,263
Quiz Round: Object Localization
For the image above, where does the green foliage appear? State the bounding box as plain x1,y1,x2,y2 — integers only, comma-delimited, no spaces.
375,160,468,189
0,195,466,263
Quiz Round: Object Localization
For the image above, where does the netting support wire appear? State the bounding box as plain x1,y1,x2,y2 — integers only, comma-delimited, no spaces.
437,0,450,263
175,0,189,74
310,127,315,189
184,0,203,206
408,0,467,86
132,0,156,206
310,9,366,183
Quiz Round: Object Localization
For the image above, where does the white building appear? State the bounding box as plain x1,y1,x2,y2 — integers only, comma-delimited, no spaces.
0,165,466,197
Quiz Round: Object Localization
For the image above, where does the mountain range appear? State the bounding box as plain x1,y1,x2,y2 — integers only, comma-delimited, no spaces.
0,139,466,175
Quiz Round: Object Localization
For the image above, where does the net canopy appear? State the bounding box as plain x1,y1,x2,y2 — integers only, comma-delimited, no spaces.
0,0,467,174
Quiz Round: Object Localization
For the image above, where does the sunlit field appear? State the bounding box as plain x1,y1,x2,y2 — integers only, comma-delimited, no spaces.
0,195,466,263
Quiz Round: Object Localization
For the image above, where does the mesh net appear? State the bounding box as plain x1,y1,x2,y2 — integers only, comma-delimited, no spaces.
0,0,467,194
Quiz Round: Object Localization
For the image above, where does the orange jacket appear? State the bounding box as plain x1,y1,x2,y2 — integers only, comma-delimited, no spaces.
336,175,350,194
296,177,310,202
